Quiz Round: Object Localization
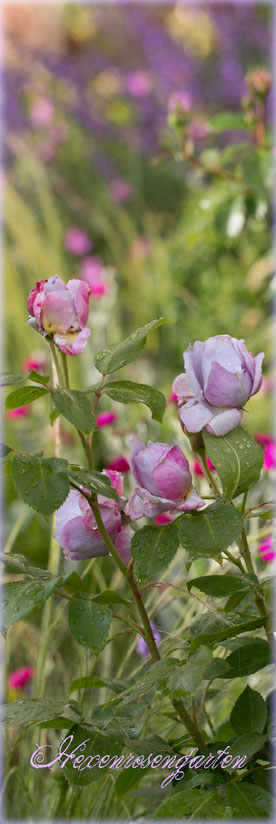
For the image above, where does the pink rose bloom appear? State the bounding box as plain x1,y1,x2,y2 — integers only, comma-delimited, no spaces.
193,457,215,477
110,179,133,203
80,257,108,297
6,406,31,419
107,456,130,473
254,433,276,470
55,470,133,563
22,355,47,373
27,275,91,356
172,335,264,437
137,622,161,659
97,411,117,428
126,71,152,98
8,666,34,689
125,437,204,520
30,97,54,128
258,536,275,562
188,120,210,140
64,227,92,256
168,90,192,115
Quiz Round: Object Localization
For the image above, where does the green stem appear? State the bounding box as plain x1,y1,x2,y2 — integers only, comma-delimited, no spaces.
237,528,255,574
239,528,274,648
61,352,70,389
49,341,64,388
201,453,220,497
223,548,246,573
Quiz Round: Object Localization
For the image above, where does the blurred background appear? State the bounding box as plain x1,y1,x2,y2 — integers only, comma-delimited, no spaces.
2,4,274,817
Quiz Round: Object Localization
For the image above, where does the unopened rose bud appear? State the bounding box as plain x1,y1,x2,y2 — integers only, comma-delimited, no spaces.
27,275,91,356
246,70,272,98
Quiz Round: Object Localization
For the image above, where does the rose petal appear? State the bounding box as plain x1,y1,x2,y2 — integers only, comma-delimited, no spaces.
206,408,242,436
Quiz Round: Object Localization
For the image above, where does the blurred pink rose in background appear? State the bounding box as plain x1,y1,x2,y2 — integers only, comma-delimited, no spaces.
80,256,108,297
6,406,31,420
8,667,34,689
22,355,48,373
109,179,133,203
97,411,117,428
258,536,275,562
64,227,92,256
193,457,215,477
107,456,130,472
168,90,192,114
254,433,276,471
126,71,152,98
30,96,54,127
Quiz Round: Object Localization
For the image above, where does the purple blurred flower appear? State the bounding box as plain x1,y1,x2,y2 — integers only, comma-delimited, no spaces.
137,622,162,659
173,335,264,436
126,437,204,520
30,97,54,128
65,227,93,256
168,90,192,114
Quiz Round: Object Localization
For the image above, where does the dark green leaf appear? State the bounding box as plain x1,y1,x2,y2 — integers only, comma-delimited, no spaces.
187,573,253,597
203,428,264,500
12,454,69,515
224,639,271,677
169,647,212,694
230,733,268,759
0,372,27,387
154,789,228,820
205,659,231,679
92,591,131,606
27,370,50,385
0,443,13,457
5,385,47,410
0,553,28,573
68,599,111,653
114,768,145,797
68,467,119,501
1,578,62,636
0,699,81,726
230,686,267,734
94,317,169,374
177,504,243,558
69,675,126,696
63,724,123,786
190,613,266,649
61,571,82,595
102,380,166,422
226,782,272,819
51,389,95,434
50,404,60,426
131,524,179,582
243,150,272,194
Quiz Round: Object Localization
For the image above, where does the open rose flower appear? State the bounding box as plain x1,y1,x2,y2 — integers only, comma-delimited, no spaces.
27,275,91,356
55,470,132,564
172,335,264,437
125,437,204,520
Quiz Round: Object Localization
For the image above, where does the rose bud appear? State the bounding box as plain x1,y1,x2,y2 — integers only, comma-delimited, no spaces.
246,69,272,98
172,335,264,437
125,437,204,520
55,470,133,563
27,275,91,356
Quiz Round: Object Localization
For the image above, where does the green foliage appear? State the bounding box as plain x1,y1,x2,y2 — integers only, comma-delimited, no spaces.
101,380,166,422
68,467,119,500
203,428,264,499
187,573,255,597
68,599,112,653
154,789,228,820
224,638,271,677
131,524,179,581
230,686,267,734
0,699,82,726
1,578,62,635
177,504,243,558
94,318,168,374
226,783,272,819
63,724,123,786
189,613,266,649
12,454,69,514
5,385,47,409
51,389,95,434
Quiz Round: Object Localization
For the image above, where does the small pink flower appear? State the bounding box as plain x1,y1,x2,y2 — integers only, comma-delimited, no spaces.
107,456,130,473
188,120,210,140
258,536,275,562
126,71,152,98
30,97,54,128
6,406,31,420
109,179,133,203
80,256,108,297
137,622,161,659
193,457,215,477
8,666,34,689
64,227,92,256
97,411,117,428
168,91,192,115
261,377,274,395
22,356,47,373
